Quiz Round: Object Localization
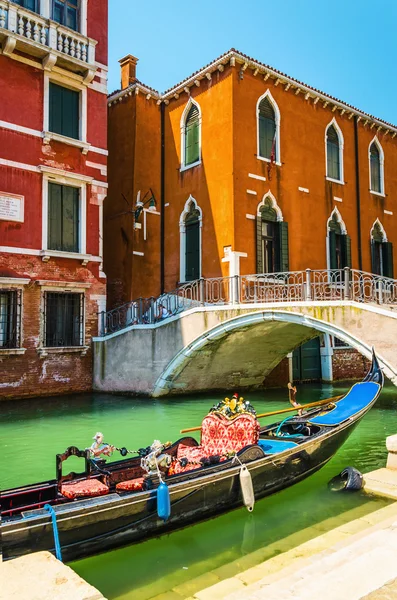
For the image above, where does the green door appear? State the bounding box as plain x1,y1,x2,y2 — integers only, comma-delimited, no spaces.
292,337,321,381
185,219,200,281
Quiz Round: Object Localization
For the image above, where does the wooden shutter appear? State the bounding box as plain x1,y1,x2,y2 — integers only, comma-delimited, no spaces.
62,186,79,252
343,234,352,268
382,242,394,279
49,83,79,139
370,144,381,193
327,126,340,180
48,183,63,251
256,216,263,273
371,241,378,275
278,221,289,272
258,98,276,160
185,220,200,281
185,105,200,166
329,231,337,269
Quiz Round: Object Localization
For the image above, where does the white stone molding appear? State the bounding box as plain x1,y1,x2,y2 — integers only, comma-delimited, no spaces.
179,195,203,283
368,135,385,196
180,98,202,171
256,191,283,221
256,89,281,165
370,218,388,242
325,117,344,183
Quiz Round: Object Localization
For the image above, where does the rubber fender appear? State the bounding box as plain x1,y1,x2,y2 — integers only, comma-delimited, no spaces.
240,465,255,512
328,466,363,492
157,481,171,521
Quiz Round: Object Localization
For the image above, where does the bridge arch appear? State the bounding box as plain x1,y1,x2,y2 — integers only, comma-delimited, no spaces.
152,308,393,397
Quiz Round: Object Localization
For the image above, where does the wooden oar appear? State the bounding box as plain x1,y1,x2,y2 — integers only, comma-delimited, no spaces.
179,395,343,434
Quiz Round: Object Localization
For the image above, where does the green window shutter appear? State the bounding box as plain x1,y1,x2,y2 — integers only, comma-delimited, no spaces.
342,234,352,268
185,221,200,281
371,241,379,275
184,105,200,166
49,83,79,139
48,183,63,250
329,230,337,269
278,221,289,272
62,186,79,252
256,216,263,273
327,126,340,180
258,98,276,160
382,242,394,279
370,144,381,192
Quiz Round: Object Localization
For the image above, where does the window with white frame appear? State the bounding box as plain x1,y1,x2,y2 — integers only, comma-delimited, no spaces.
14,0,39,12
257,91,280,163
43,291,84,347
0,290,21,349
369,139,384,195
48,182,80,253
326,123,343,182
179,196,202,282
181,100,201,169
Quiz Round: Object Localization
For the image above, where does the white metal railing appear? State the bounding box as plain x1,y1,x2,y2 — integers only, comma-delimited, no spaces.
0,0,95,65
98,269,397,336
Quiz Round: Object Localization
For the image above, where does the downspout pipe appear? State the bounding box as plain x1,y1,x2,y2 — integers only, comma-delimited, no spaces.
160,102,165,293
354,116,363,271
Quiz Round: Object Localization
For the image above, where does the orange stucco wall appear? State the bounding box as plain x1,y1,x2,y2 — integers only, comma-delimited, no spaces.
105,61,397,308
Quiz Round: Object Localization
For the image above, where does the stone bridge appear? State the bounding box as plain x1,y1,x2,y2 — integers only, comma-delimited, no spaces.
93,297,397,397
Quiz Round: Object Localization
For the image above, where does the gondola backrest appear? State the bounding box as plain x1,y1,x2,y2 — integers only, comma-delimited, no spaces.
56,446,91,488
200,413,260,456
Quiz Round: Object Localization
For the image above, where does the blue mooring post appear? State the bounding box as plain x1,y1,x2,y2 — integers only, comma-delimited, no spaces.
44,504,63,561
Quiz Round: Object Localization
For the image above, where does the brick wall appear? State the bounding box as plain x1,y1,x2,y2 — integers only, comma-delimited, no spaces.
332,348,370,381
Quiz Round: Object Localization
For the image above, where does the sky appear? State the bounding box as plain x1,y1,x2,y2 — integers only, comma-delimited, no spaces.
108,0,397,125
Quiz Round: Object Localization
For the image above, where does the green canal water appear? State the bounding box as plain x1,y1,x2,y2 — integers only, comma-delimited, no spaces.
1,382,396,599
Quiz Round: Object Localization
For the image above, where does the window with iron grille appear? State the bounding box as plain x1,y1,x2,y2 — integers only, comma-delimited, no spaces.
0,290,21,349
48,182,80,253
334,336,350,348
52,0,78,31
44,292,84,347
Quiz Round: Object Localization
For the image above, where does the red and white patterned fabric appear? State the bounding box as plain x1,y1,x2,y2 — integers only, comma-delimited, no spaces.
200,413,260,456
168,460,201,476
177,443,207,463
60,478,109,499
116,477,145,492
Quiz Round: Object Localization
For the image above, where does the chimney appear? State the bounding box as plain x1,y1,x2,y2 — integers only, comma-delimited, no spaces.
119,55,139,90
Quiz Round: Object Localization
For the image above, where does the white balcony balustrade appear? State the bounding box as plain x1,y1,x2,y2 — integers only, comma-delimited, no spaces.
0,0,96,79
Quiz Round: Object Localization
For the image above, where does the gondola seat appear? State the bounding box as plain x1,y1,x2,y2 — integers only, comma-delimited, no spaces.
116,477,145,492
171,413,260,472
60,477,109,499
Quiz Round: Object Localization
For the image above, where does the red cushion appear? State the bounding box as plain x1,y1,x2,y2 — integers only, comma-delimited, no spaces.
177,443,206,463
61,478,109,499
116,477,145,492
201,413,260,456
168,460,201,476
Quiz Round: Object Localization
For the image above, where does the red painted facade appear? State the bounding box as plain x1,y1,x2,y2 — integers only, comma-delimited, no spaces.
0,0,108,400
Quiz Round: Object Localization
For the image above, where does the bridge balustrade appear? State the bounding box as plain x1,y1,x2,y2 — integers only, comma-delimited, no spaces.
99,268,397,336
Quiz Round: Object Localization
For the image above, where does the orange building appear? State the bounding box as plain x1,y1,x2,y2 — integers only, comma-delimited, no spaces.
105,48,397,310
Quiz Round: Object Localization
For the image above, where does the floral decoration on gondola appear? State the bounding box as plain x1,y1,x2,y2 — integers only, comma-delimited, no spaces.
209,393,257,419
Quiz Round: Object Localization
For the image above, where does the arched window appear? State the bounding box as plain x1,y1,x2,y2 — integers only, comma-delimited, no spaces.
256,194,288,273
326,123,343,182
369,139,384,195
327,208,350,269
258,97,276,161
179,196,202,282
181,101,201,169
370,220,393,277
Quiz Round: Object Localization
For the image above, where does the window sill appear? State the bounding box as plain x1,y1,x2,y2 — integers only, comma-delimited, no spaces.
256,156,282,167
38,346,89,358
0,348,26,356
370,190,385,198
40,250,92,265
326,177,345,185
42,131,90,155
180,160,202,172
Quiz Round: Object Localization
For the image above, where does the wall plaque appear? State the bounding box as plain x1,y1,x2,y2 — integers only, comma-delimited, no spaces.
0,192,24,223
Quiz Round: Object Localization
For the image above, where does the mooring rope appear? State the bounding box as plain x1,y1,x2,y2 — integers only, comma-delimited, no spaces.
44,504,62,561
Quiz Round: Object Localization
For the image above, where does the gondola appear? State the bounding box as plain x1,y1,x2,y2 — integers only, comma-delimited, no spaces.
0,350,384,562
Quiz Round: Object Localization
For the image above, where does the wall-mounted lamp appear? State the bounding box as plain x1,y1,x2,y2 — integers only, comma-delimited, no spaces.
134,189,157,221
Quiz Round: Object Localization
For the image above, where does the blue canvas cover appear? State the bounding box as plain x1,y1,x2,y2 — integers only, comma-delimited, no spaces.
257,439,298,454
308,381,380,426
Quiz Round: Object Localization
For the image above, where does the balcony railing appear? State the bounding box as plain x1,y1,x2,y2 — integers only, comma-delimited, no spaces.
98,268,397,336
0,0,96,75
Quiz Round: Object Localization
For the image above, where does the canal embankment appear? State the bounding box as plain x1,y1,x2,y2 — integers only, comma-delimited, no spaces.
0,551,106,600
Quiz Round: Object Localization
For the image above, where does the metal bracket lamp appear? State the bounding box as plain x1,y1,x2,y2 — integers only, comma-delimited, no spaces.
134,189,157,221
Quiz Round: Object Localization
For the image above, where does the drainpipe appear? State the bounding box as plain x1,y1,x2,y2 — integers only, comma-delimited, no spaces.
160,101,165,293
354,116,363,271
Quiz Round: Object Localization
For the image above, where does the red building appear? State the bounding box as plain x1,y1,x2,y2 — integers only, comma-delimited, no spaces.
0,0,108,399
